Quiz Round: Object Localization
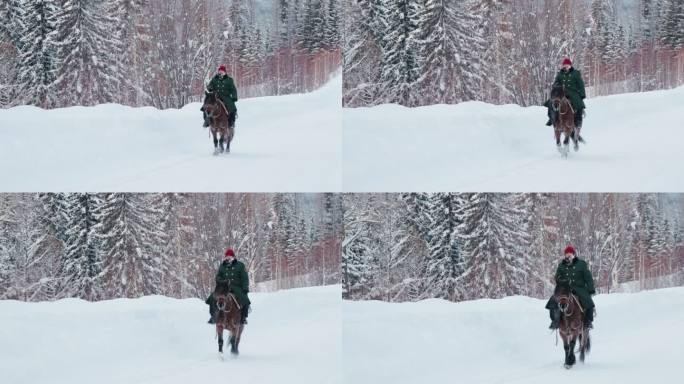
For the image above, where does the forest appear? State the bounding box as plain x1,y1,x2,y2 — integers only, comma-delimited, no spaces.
343,0,684,107
343,193,684,302
0,193,342,301
0,0,341,109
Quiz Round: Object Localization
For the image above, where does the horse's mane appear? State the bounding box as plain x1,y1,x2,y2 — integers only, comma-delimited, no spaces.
204,91,217,105
550,86,566,99
555,279,572,296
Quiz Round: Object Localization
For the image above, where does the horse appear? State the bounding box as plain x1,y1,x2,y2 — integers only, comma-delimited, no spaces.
203,92,234,156
214,290,244,357
553,280,591,369
550,87,579,158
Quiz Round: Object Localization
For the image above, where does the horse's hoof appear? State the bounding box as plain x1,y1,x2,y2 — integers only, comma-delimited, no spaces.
564,364,572,369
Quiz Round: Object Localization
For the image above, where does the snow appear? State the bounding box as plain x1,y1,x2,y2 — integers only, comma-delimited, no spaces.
0,75,341,192
0,285,341,384
343,287,684,384
343,86,684,192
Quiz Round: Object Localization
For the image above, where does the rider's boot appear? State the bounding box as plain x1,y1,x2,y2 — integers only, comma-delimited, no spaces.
546,104,554,126
240,304,250,325
584,308,594,329
549,307,561,329
207,301,217,324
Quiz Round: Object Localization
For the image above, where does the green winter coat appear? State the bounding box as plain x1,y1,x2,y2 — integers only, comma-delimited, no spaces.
554,257,595,311
553,67,586,111
215,259,250,307
207,74,238,113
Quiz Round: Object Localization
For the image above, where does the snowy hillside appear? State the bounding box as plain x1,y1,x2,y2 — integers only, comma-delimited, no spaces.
0,285,341,384
343,287,684,384
344,86,684,192
0,75,341,192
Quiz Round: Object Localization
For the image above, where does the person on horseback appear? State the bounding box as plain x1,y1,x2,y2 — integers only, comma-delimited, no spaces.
201,65,238,128
544,57,587,142
206,248,251,325
546,245,596,330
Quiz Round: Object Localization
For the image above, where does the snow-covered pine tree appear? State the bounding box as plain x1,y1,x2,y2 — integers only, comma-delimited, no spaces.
153,193,195,297
51,0,123,106
424,193,463,300
378,0,422,106
97,193,166,298
457,193,532,300
659,0,684,50
16,0,58,108
411,0,486,104
323,0,340,50
61,193,102,300
342,194,378,299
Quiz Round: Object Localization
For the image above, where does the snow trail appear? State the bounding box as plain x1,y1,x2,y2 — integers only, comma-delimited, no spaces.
344,287,684,384
343,86,684,192
0,285,341,384
0,76,341,192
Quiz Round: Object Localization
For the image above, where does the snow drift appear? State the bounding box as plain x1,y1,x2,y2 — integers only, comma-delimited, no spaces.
0,75,341,192
343,287,684,384
343,86,684,192
0,285,341,384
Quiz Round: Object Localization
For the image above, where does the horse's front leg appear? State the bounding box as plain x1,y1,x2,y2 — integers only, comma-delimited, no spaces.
212,131,220,155
217,324,224,353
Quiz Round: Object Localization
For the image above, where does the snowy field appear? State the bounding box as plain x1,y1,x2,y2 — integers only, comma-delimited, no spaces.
0,285,341,384
344,287,684,384
0,76,341,192
344,87,684,192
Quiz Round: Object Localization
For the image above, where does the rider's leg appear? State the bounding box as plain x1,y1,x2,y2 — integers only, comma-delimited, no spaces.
584,305,594,329
241,304,250,325
229,111,237,128
574,109,585,143
545,101,554,126
546,296,560,329
207,295,217,324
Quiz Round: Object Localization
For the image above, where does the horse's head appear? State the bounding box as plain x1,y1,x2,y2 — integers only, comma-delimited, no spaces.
216,294,228,311
555,279,573,310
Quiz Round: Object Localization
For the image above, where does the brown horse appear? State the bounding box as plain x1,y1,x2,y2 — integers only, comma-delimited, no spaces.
214,291,244,357
550,87,579,158
554,281,591,369
203,92,234,156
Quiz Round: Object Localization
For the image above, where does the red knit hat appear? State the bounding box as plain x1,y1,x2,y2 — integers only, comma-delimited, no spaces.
218,65,227,73
562,57,572,66
564,245,576,255
224,248,235,258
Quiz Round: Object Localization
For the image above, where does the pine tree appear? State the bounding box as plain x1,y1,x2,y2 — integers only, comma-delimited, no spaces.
660,0,684,50
457,193,531,299
16,0,58,107
378,0,422,105
97,193,166,298
51,0,123,106
424,193,463,300
61,193,102,300
413,0,486,104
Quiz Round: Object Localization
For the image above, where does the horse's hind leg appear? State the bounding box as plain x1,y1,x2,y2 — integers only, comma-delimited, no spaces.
219,136,225,154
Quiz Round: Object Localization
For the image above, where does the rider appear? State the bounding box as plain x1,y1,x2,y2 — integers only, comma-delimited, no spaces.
544,57,586,141
206,248,251,325
201,65,238,128
545,245,596,330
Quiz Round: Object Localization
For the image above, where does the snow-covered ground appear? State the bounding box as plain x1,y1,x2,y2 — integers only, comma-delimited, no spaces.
344,287,684,384
0,285,341,384
344,87,684,192
0,75,341,192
